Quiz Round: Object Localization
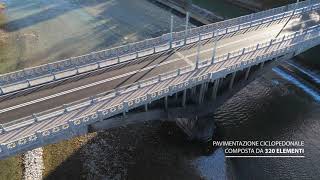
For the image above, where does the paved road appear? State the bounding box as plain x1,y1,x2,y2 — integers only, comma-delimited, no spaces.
0,9,319,123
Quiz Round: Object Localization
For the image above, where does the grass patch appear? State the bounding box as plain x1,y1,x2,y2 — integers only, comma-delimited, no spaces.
43,134,96,179
0,41,21,74
0,155,23,180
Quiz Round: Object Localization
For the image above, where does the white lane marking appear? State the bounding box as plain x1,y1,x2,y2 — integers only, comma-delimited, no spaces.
0,17,314,113
0,57,180,114
174,51,194,66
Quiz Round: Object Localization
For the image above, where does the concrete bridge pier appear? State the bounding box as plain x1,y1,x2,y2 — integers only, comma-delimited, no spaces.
182,89,187,107
145,103,148,112
260,61,265,70
191,86,197,96
175,92,179,101
198,83,206,104
190,86,197,102
199,84,204,104
164,96,168,111
211,78,220,99
245,66,251,80
204,83,209,94
175,115,216,142
229,72,237,90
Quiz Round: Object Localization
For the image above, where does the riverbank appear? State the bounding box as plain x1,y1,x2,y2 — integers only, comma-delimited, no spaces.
0,156,23,180
43,121,217,179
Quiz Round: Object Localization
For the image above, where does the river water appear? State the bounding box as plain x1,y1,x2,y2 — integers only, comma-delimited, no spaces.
194,1,320,179
1,0,320,179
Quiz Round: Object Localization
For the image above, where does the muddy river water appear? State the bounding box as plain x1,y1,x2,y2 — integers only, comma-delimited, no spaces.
1,0,320,179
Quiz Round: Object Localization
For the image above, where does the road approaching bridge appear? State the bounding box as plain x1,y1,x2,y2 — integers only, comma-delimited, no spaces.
0,0,319,159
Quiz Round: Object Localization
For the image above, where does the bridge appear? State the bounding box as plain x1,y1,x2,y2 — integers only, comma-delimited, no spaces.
0,0,319,159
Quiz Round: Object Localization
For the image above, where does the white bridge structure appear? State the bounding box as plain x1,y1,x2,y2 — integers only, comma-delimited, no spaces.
0,0,320,159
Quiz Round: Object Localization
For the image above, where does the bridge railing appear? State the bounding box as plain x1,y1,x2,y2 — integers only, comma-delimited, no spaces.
1,23,320,156
0,0,319,95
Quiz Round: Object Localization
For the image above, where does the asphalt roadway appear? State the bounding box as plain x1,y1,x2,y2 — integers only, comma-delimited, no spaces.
0,9,319,123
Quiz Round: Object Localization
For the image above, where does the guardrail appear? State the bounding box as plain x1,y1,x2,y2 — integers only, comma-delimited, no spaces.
1,22,320,157
0,0,318,95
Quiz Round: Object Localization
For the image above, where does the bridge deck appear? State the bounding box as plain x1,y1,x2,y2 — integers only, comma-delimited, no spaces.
0,10,318,124
0,1,320,158
0,26,316,145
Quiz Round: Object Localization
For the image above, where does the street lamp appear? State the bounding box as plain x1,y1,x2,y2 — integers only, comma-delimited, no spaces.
170,15,173,46
184,0,192,44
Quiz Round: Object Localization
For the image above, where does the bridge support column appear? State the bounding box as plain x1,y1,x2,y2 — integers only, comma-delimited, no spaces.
175,92,178,101
212,79,220,99
182,89,187,107
198,83,205,104
164,96,168,111
245,66,251,80
0,87,3,95
204,83,209,92
191,86,196,102
144,104,148,112
260,62,265,70
191,86,196,96
229,72,237,91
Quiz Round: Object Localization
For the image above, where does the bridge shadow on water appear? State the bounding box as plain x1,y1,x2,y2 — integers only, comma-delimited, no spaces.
43,121,221,180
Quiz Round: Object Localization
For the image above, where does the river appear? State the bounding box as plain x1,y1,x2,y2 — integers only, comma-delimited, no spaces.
1,0,320,179
194,1,320,179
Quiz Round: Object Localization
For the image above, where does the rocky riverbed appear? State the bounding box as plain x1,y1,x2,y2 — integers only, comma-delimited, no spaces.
22,148,44,180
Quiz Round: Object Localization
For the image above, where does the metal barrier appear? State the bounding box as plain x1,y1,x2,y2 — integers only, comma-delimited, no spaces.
0,0,319,95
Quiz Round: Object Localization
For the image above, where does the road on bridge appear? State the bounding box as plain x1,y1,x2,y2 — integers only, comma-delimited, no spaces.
0,8,319,124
